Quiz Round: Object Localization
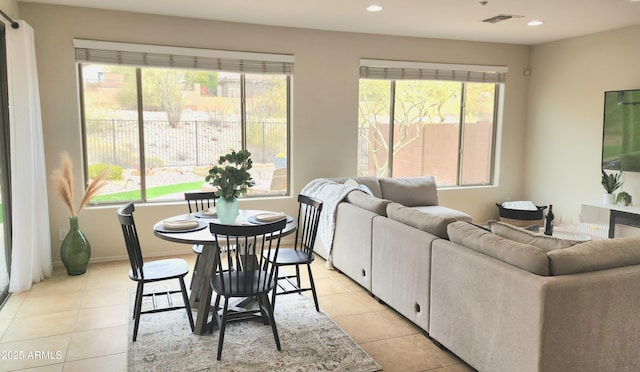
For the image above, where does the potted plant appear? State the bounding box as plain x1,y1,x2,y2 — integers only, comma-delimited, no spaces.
205,149,255,223
617,191,632,206
601,169,623,204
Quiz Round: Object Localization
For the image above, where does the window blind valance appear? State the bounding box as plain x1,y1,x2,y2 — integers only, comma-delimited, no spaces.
360,59,507,83
73,39,294,75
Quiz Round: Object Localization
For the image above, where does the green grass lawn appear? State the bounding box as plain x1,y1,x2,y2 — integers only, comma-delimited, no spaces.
93,181,206,202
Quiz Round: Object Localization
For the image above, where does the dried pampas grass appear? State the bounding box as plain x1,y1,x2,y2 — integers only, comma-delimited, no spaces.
51,152,108,216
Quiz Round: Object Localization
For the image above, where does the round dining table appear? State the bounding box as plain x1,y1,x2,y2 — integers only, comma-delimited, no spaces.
153,209,296,335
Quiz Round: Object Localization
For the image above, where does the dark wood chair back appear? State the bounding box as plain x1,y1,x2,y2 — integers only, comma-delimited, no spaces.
117,202,144,280
209,218,287,297
184,191,217,213
294,194,323,260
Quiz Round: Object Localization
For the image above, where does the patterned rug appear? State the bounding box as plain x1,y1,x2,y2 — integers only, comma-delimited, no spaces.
127,291,381,371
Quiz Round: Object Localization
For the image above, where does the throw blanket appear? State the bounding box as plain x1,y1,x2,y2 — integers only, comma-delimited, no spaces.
301,178,360,262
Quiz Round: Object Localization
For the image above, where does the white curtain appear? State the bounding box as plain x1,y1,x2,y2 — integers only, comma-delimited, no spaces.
6,20,52,292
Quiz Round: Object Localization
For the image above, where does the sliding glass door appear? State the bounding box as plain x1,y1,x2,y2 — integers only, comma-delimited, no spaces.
0,24,12,307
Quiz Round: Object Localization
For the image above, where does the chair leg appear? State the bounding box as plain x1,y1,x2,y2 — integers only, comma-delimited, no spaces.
307,263,320,312
271,266,279,310
295,265,301,288
132,282,144,341
179,277,195,331
216,298,230,361
210,294,222,334
256,294,270,325
133,282,142,320
261,293,281,351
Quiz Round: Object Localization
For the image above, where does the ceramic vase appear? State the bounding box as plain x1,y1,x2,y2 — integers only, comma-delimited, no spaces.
217,197,239,224
603,193,616,204
60,216,91,275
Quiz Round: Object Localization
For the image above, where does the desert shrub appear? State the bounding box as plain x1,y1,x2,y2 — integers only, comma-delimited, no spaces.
88,163,124,181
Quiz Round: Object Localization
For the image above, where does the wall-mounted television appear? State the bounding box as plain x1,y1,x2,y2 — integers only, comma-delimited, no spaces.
602,89,640,172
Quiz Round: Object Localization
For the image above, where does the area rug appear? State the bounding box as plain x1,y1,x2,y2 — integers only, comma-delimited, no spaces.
127,291,381,371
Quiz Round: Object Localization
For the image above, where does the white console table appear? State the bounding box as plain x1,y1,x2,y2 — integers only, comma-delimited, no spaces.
581,202,640,238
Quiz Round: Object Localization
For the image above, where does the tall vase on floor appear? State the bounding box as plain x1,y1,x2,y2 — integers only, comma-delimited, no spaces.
60,216,91,275
51,152,107,276
217,197,240,224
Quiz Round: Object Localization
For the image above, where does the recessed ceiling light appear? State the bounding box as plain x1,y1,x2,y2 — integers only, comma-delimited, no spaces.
528,20,544,26
367,5,383,12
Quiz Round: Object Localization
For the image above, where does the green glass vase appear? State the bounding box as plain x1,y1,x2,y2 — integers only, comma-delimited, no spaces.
217,197,239,224
60,216,91,275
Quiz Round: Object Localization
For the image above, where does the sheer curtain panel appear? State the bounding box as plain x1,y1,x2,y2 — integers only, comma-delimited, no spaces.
7,20,51,292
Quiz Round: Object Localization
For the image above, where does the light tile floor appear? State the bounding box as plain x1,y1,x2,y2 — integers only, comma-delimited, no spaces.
0,254,475,372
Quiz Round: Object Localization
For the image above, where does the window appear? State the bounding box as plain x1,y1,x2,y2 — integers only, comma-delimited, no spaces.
75,40,293,203
358,59,506,187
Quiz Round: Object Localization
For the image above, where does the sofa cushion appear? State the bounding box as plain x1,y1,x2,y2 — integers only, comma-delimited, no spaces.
547,237,640,275
411,205,473,222
447,221,550,276
386,202,456,239
378,176,438,207
487,220,577,252
345,190,391,216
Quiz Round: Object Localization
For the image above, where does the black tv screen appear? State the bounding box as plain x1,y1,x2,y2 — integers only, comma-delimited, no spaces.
602,89,640,171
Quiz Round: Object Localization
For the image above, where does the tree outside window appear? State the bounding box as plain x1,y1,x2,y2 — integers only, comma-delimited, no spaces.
80,63,289,203
358,79,498,186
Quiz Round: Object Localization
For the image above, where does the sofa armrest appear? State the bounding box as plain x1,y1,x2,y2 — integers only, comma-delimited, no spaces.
386,202,457,239
345,190,391,216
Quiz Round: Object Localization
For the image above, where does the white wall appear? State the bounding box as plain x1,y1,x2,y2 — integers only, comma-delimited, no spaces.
526,25,640,225
19,3,531,263
0,0,18,20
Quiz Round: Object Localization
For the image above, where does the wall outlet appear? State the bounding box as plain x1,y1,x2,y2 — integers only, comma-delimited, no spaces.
58,229,68,241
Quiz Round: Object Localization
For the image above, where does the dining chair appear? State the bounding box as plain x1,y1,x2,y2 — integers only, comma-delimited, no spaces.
268,194,323,311
117,202,195,341
185,191,217,214
208,218,288,360
184,191,217,289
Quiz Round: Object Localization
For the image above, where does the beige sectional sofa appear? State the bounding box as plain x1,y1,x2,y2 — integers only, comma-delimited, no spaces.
310,176,471,330
308,176,640,371
430,221,640,372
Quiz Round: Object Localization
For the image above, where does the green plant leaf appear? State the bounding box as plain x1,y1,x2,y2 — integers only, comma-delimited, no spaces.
601,169,623,193
206,149,255,198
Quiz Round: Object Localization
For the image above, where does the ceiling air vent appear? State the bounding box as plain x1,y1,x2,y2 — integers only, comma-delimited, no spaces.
482,14,523,24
